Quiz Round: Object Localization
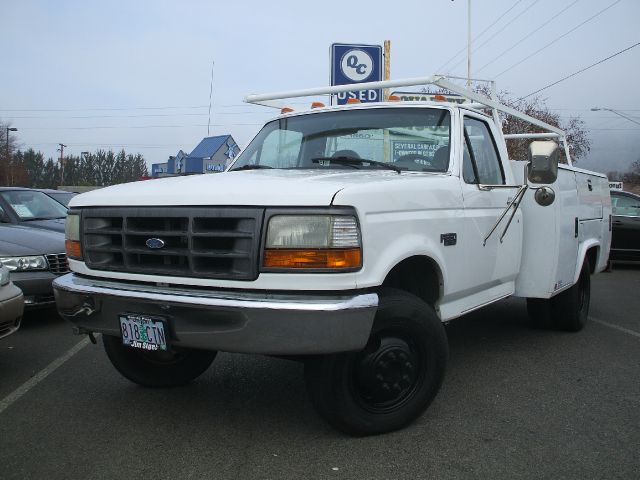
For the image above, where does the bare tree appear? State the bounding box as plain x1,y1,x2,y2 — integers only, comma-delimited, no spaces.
474,86,591,164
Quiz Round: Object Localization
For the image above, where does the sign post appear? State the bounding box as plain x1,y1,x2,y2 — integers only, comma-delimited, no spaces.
330,43,382,105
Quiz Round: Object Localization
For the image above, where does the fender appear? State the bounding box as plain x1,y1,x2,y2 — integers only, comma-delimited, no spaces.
369,233,447,291
573,239,600,284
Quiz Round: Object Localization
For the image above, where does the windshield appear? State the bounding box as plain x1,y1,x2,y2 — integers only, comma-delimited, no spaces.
231,107,451,173
0,190,68,220
47,192,76,207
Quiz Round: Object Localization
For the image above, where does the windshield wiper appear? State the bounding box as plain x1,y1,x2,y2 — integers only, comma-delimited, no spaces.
22,216,60,221
312,156,403,174
229,164,273,172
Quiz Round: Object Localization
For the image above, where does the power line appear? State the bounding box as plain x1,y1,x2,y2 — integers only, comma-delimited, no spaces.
5,111,274,120
476,0,580,74
446,0,542,74
437,0,526,72
16,123,264,130
0,103,278,113
520,41,640,99
494,0,622,78
0,105,209,113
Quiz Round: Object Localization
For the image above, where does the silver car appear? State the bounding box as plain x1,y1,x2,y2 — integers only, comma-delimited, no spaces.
0,265,23,339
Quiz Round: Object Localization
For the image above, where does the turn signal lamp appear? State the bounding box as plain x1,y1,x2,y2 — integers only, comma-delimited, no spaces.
388,95,400,101
65,213,83,260
264,249,361,269
346,98,361,104
263,215,362,270
311,102,325,108
280,107,294,114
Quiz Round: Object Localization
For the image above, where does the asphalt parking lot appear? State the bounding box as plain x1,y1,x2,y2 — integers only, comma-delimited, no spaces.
1,267,638,480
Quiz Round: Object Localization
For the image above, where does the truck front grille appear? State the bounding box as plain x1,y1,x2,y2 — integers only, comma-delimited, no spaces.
46,253,69,274
81,207,263,281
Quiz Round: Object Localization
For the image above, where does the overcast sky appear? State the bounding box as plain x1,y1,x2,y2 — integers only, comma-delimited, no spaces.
1,0,639,175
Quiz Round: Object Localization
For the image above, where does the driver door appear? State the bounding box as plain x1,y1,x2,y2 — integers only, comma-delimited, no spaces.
458,114,522,308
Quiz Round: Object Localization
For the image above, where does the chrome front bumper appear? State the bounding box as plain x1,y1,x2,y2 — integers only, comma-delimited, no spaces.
53,273,378,355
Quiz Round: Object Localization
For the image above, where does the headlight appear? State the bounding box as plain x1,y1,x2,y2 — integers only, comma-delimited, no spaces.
263,214,362,270
65,213,82,260
0,255,48,272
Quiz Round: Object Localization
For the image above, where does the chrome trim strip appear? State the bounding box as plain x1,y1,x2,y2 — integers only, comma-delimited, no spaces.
53,273,378,312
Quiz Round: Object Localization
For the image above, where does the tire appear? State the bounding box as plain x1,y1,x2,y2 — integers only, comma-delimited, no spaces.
552,259,591,332
304,288,448,436
103,335,217,388
526,259,591,332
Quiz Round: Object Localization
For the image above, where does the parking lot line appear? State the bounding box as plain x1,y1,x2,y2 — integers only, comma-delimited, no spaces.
0,335,99,415
591,317,640,339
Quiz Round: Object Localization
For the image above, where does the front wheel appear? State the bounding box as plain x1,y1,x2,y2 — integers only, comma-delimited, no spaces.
103,335,217,388
304,289,448,436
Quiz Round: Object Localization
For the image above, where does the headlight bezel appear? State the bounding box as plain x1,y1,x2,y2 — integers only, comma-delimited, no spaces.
260,207,363,273
65,210,83,260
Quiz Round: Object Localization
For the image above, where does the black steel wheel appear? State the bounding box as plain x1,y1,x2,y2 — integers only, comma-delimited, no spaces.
305,288,448,436
103,335,217,388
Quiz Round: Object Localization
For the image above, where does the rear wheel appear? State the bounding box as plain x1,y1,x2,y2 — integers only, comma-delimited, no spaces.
553,260,590,331
103,335,217,387
526,259,591,332
304,289,448,436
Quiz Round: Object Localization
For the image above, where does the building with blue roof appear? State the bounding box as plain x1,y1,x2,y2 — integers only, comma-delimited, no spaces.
151,135,240,177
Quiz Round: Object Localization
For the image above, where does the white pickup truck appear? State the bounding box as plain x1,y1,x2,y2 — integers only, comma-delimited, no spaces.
54,75,611,436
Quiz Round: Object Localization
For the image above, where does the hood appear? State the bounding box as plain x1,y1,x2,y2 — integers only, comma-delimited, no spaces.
0,224,65,256
69,170,414,207
19,217,66,233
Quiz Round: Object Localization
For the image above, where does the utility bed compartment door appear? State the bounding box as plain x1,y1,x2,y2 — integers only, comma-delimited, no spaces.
574,170,604,220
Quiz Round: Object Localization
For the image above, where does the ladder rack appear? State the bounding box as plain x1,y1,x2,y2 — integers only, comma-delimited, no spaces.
244,74,572,165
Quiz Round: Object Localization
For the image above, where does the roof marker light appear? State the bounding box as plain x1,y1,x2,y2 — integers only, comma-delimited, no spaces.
280,107,294,114
311,102,325,108
433,95,447,101
346,98,361,104
388,95,400,101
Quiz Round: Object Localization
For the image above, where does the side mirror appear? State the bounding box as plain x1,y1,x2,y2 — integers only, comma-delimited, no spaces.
527,141,559,184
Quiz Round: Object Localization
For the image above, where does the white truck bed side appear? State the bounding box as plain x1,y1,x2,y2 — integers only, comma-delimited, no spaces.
513,162,611,298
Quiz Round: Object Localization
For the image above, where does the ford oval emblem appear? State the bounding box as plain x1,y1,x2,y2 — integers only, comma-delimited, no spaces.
145,238,165,249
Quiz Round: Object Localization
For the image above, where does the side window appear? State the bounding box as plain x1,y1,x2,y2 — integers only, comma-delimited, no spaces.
462,136,477,184
463,117,505,185
612,194,640,216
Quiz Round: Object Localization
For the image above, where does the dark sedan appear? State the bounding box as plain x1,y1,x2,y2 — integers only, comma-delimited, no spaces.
0,224,69,308
0,187,68,233
610,190,640,262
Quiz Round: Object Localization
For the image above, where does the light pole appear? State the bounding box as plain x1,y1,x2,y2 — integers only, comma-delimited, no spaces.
5,127,17,185
591,107,640,127
467,0,471,88
58,143,67,186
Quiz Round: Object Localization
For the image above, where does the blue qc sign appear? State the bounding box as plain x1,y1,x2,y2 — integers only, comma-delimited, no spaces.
331,43,382,105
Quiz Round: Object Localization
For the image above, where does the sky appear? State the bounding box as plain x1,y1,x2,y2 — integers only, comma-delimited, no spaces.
1,0,639,175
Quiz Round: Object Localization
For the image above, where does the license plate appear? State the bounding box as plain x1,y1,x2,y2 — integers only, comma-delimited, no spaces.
119,314,167,351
